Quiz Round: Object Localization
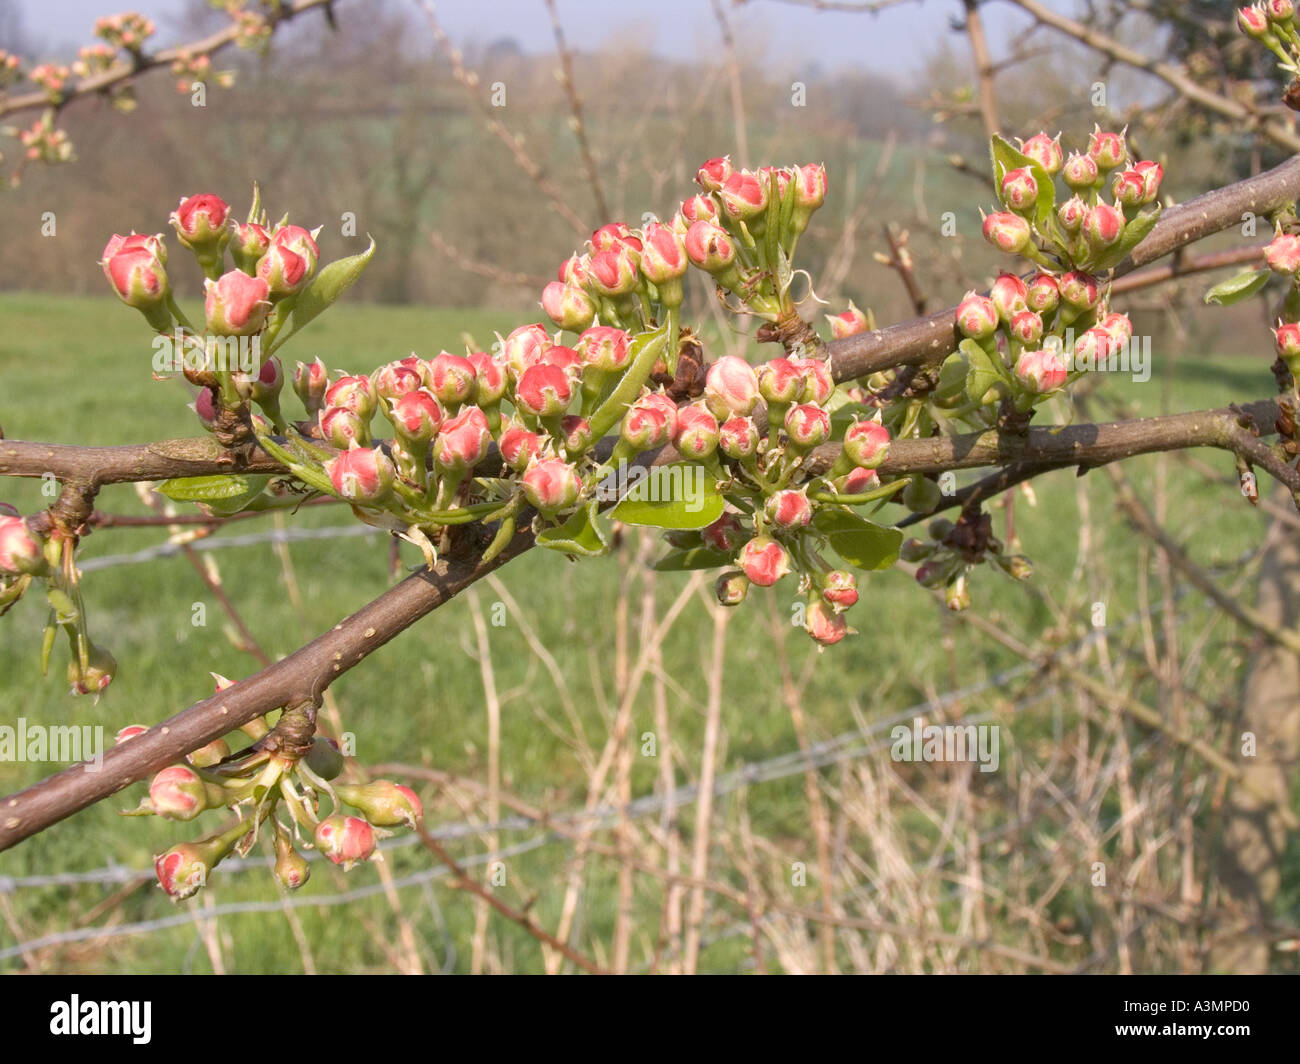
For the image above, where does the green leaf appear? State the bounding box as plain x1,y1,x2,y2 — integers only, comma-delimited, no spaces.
960,338,1005,405
652,546,734,572
990,134,1055,230
608,463,724,529
537,501,611,556
268,236,376,353
1204,266,1272,307
156,474,271,512
586,323,671,441
813,508,903,571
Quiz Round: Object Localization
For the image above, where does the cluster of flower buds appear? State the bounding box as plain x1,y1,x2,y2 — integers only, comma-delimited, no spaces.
71,44,118,81
129,695,424,900
93,12,156,52
169,50,227,94
901,512,1032,611
28,63,70,103
1238,4,1300,75
0,51,22,89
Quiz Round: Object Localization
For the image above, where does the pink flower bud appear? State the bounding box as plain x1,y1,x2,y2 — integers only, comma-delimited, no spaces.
467,350,508,405
982,211,1032,255
372,360,424,405
515,363,573,418
101,232,169,308
1266,232,1300,275
1267,0,1295,24
523,457,583,514
696,156,733,191
822,570,858,612
702,512,747,552
1059,270,1102,311
320,406,370,449
1100,311,1133,348
326,444,395,502
835,466,880,495
784,403,831,448
1111,169,1147,209
718,415,760,459
704,355,760,418
680,194,720,226
621,399,673,450
149,765,207,821
1025,273,1060,314
794,163,828,210
558,254,589,286
673,404,720,459
390,389,444,443
956,292,999,340
426,352,477,406
499,422,545,471
1239,5,1273,36
718,169,767,220
793,357,835,405
715,569,750,606
314,814,376,868
1057,194,1088,234
324,374,377,420
502,323,551,379
577,325,632,371
67,642,116,696
590,222,642,254
805,599,848,645
843,417,891,469
640,222,688,284
826,301,870,339
1014,349,1067,393
1071,327,1113,368
433,406,492,471
256,235,313,297
1275,321,1300,358
560,414,594,455
756,357,806,404
1082,203,1125,254
737,535,791,586
1000,167,1038,212
115,724,149,744
990,272,1029,322
336,780,423,829
539,344,584,382
231,220,271,268
294,358,328,416
1134,159,1163,202
155,843,210,900
684,221,738,274
274,832,311,890
542,280,597,332
1008,310,1044,346
765,489,812,530
1062,152,1100,191
170,193,230,251
587,245,641,296
1018,133,1062,175
0,515,47,575
204,269,270,336
1087,127,1128,171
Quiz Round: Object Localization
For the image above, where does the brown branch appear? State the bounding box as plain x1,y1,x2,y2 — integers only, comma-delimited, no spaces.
543,0,610,220
963,0,1000,137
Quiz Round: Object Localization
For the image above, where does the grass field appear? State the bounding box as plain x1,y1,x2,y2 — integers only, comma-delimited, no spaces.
0,292,1290,973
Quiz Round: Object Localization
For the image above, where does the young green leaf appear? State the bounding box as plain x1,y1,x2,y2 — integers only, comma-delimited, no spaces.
1204,266,1272,307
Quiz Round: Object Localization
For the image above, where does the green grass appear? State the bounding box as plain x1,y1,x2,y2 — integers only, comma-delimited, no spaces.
0,293,1289,973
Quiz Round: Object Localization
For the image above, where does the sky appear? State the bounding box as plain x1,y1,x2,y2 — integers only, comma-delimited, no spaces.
6,0,1028,78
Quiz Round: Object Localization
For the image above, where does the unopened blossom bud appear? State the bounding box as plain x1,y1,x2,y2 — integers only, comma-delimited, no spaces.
804,599,848,646
336,780,423,829
1134,159,1163,202
170,193,230,255
680,196,720,233
793,162,828,211
621,399,673,450
1070,327,1113,370
294,358,328,416
101,232,169,310
736,535,792,587
1100,311,1133,348
982,211,1032,255
230,221,271,273
515,363,573,418
314,814,376,869
1267,0,1296,23
466,351,508,406
1025,273,1060,314
326,444,395,503
696,156,733,191
67,643,116,696
704,355,760,418
900,538,934,563
560,415,594,455
757,357,806,404
702,512,747,552
1266,232,1300,275
1008,310,1044,346
1087,127,1128,171
433,406,492,471
1062,152,1100,192
204,270,270,336
539,344,583,381
843,418,891,469
793,358,835,405
835,466,880,495
1057,195,1088,234
1239,4,1273,36
640,222,688,285
372,360,423,406
154,843,211,900
269,224,320,276
1058,270,1102,312
0,515,47,576
576,325,632,371
915,558,954,588
1018,133,1063,175
426,352,477,407
718,415,759,459
522,457,583,515
1112,168,1147,209
242,356,283,410
499,422,544,471
715,569,750,607
320,406,369,449
989,272,1029,322
784,403,831,448
149,765,208,820
674,404,720,459
718,169,767,220
542,281,596,332
956,292,999,340
684,220,738,274
557,254,589,286
1274,321,1300,360
1082,203,1126,256
586,245,641,297
826,301,870,338
820,570,858,612
274,831,311,891
390,389,444,443
765,489,812,530
1000,167,1038,213
1014,349,1067,394
502,323,551,379
945,574,972,611
257,234,314,297
324,374,377,420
